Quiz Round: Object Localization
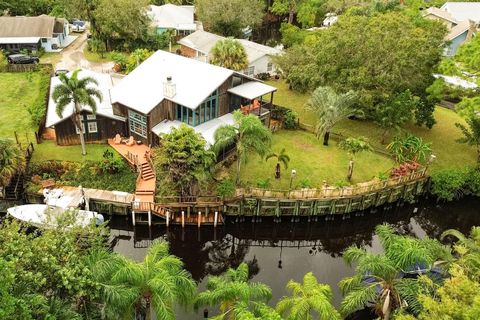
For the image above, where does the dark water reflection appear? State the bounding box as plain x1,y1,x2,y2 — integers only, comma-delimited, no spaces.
109,197,480,319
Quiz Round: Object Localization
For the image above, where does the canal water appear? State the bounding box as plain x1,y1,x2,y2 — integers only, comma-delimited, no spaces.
109,197,480,319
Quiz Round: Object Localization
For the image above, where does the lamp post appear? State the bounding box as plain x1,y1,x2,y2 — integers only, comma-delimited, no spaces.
426,154,436,172
289,169,297,190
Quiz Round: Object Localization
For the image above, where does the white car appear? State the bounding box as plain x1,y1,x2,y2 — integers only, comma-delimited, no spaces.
70,20,86,32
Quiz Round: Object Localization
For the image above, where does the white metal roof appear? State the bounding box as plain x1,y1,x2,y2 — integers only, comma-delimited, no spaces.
0,37,40,44
151,113,235,147
110,50,234,113
424,7,459,24
446,20,471,40
433,74,478,89
227,81,277,100
441,2,480,22
46,69,125,127
148,4,195,30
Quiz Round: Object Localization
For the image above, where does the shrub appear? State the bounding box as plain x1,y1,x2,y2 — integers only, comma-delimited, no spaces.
283,110,297,129
0,50,7,70
87,38,106,57
431,168,467,201
256,178,271,189
216,178,236,198
335,179,350,188
110,51,128,71
299,179,312,188
97,149,126,174
255,72,270,80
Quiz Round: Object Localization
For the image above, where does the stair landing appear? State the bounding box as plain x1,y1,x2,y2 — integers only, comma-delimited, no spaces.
108,139,156,204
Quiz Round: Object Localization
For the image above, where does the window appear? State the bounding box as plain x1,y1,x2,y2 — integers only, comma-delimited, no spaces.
128,110,148,138
87,114,96,120
267,62,273,72
244,66,255,76
176,90,218,126
88,122,98,133
41,38,47,43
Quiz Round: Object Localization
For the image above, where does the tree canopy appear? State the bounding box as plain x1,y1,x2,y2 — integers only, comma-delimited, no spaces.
210,38,249,71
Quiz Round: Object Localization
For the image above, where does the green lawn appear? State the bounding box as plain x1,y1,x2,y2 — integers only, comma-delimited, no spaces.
39,52,62,66
233,130,395,189
0,72,46,145
31,141,119,163
266,79,478,172
83,47,113,63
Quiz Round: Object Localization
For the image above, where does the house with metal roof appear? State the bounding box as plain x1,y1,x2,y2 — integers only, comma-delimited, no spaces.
110,50,276,147
178,30,281,77
424,5,478,56
0,15,70,53
147,4,200,37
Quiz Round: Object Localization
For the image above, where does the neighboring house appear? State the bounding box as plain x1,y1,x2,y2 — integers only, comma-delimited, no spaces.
178,30,281,77
46,70,127,146
0,15,70,53
110,50,276,147
433,74,478,89
424,4,479,56
147,4,200,36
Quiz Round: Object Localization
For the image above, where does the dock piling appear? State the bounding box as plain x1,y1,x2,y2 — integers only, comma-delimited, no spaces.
198,211,201,228
166,211,170,227
132,210,136,226
181,211,185,228
214,211,218,228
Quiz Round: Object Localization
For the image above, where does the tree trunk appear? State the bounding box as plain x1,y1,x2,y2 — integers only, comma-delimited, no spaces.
288,9,294,24
323,131,330,146
236,155,242,185
275,163,281,179
347,160,354,181
381,129,389,145
74,102,87,155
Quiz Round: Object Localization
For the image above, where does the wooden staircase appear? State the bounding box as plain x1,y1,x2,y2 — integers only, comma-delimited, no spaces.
140,162,155,181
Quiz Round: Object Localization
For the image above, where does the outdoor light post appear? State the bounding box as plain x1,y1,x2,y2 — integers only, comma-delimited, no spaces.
289,169,297,190
426,154,437,171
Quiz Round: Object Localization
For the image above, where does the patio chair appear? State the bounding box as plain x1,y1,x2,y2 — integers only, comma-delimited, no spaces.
126,136,135,146
113,134,122,145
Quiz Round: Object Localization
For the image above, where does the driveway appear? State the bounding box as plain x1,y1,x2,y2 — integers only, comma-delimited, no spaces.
55,32,114,73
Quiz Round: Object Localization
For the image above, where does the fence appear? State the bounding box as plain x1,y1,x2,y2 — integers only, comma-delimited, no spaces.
1,63,53,73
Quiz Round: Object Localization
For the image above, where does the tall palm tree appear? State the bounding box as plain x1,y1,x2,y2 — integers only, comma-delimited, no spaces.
195,262,274,320
339,224,451,319
210,38,249,71
89,240,196,320
305,86,358,146
52,69,102,156
0,138,25,189
266,148,290,179
214,110,272,184
339,137,372,181
276,272,341,320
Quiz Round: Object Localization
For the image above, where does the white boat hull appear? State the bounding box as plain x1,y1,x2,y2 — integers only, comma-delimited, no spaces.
7,204,104,229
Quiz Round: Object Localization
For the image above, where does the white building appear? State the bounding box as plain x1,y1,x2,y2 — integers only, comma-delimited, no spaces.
0,15,70,53
147,4,200,36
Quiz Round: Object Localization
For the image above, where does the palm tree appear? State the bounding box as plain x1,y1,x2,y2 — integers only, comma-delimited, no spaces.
195,262,273,320
339,137,372,181
89,240,196,320
276,272,341,320
456,115,480,164
0,138,25,189
441,227,480,280
52,69,102,156
266,148,290,179
387,133,432,164
210,38,249,71
213,110,272,184
305,86,358,146
339,224,451,319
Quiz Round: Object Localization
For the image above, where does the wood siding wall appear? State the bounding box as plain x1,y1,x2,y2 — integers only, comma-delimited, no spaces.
218,76,233,116
54,111,127,146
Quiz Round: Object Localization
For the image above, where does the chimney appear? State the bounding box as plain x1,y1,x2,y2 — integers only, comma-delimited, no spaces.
163,76,176,99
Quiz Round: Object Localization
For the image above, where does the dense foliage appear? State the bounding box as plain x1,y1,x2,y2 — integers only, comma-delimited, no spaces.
210,38,249,71
0,138,26,188
430,167,480,201
153,125,215,197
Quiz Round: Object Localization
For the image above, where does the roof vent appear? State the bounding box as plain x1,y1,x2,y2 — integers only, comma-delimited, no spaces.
163,76,176,99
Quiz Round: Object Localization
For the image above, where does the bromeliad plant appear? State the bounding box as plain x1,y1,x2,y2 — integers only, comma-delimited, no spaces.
387,133,432,164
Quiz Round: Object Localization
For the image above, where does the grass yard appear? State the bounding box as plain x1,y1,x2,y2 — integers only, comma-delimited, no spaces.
83,47,113,63
267,79,478,172
233,130,395,189
32,141,119,163
0,72,47,145
39,52,62,66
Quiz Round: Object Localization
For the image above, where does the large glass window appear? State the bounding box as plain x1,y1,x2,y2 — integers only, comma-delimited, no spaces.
128,110,147,138
176,90,218,126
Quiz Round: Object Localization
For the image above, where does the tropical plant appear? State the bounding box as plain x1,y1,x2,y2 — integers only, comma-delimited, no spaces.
256,178,271,189
387,133,432,164
305,86,358,146
339,137,372,181
216,178,236,198
210,38,249,71
339,224,451,319
276,272,341,320
456,115,480,164
441,227,480,280
283,110,297,129
213,110,272,184
126,48,153,74
52,69,102,156
430,168,468,201
90,240,196,320
0,138,26,188
0,49,7,69
153,125,216,197
195,262,274,320
266,148,290,179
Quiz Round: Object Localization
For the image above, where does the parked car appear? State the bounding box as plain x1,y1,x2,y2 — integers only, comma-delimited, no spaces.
54,69,69,76
7,54,39,64
70,19,86,32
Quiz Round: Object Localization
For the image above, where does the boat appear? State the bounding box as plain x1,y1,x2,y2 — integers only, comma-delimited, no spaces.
7,204,104,229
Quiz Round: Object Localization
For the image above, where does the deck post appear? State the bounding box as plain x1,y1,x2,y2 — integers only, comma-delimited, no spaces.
198,211,201,228
166,211,170,227
181,210,185,228
132,210,136,226
214,211,218,228
148,210,152,227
